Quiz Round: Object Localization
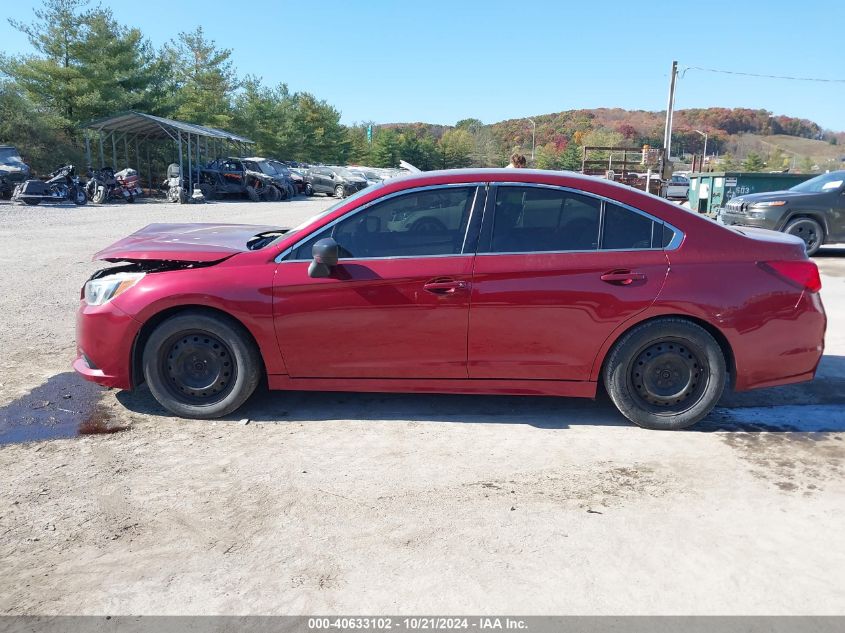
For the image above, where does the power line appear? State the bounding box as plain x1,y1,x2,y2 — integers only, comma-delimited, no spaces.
681,66,845,84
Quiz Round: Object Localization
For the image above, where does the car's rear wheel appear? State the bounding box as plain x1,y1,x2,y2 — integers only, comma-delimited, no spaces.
603,318,726,430
142,312,262,419
784,217,823,256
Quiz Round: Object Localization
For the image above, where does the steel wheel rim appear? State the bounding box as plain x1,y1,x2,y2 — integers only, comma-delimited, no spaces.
629,339,708,411
789,221,819,251
160,331,237,404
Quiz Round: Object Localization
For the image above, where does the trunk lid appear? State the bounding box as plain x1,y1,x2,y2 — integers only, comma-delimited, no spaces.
94,223,285,262
727,226,809,260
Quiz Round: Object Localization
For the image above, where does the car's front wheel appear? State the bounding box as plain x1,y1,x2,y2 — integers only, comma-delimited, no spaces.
335,185,345,198
142,311,262,418
603,318,726,430
784,217,824,256
305,183,313,196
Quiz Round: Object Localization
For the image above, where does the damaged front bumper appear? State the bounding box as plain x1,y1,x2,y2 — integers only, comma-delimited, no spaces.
74,298,142,390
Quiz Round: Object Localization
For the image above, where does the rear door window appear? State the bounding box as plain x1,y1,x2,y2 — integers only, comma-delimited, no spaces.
485,186,601,253
601,203,661,250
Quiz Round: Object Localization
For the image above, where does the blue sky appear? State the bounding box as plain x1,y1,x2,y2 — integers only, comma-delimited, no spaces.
2,0,843,130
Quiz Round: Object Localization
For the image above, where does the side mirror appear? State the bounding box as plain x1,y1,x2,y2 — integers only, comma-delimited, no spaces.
330,173,336,180
308,237,340,278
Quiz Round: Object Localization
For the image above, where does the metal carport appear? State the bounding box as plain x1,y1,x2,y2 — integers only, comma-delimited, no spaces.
82,111,253,197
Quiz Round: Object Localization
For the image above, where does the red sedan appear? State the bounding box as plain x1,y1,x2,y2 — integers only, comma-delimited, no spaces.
74,169,826,430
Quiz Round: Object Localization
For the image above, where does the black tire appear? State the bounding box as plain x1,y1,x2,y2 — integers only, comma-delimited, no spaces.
335,185,345,198
198,183,214,201
603,318,726,430
305,183,314,196
22,198,40,206
126,193,135,203
92,186,107,204
142,311,262,419
410,217,447,233
73,186,87,206
262,184,281,202
245,185,260,202
784,217,824,257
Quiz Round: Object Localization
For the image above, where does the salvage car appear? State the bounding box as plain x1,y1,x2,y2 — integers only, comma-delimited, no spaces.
74,169,826,430
717,170,845,256
305,166,368,198
195,157,279,201
663,173,690,200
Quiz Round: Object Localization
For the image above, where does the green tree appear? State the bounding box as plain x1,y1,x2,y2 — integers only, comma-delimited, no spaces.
292,92,349,163
166,26,239,128
767,147,788,172
798,156,816,173
371,128,400,167
455,118,483,134
559,143,582,171
741,151,765,172
719,153,738,171
0,79,81,174
6,0,165,130
438,129,473,169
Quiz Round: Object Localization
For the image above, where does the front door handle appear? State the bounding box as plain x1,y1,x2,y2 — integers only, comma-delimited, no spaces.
600,270,647,285
423,279,469,295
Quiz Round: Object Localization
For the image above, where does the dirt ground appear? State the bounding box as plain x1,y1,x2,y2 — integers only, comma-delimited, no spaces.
0,195,843,615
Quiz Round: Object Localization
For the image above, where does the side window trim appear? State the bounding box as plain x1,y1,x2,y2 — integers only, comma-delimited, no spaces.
277,183,487,262
479,183,683,255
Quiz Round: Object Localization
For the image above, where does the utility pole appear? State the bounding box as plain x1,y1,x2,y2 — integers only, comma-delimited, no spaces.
525,118,536,162
694,129,708,171
662,60,678,179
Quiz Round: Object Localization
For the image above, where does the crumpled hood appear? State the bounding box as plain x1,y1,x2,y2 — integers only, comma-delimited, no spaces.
94,223,284,262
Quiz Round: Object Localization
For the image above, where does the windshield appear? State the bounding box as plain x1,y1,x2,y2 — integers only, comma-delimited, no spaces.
0,147,23,164
270,162,290,175
790,171,845,193
333,167,356,178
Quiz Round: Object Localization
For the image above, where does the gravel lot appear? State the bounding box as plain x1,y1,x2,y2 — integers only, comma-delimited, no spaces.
0,195,843,615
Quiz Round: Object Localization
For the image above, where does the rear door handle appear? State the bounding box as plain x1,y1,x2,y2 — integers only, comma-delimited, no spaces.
423,279,469,295
600,270,647,285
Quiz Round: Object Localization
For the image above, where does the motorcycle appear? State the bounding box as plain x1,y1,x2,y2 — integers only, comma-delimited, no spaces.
86,166,143,203
12,164,87,206
163,163,188,204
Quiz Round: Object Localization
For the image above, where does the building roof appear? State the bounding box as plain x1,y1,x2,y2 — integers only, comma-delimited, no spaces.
82,111,253,143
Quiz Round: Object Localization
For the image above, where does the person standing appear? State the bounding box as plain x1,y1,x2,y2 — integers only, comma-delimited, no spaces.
505,153,527,168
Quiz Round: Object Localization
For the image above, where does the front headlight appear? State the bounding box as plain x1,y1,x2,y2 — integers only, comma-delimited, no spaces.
84,272,145,305
751,200,787,208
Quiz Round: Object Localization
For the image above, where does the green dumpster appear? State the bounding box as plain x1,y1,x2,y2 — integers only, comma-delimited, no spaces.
688,172,814,215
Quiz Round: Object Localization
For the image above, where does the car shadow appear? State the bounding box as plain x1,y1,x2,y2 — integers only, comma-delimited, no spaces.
115,354,845,435
815,246,845,258
4,355,843,446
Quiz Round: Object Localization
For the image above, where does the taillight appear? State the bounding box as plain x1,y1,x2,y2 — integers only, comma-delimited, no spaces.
759,260,822,293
